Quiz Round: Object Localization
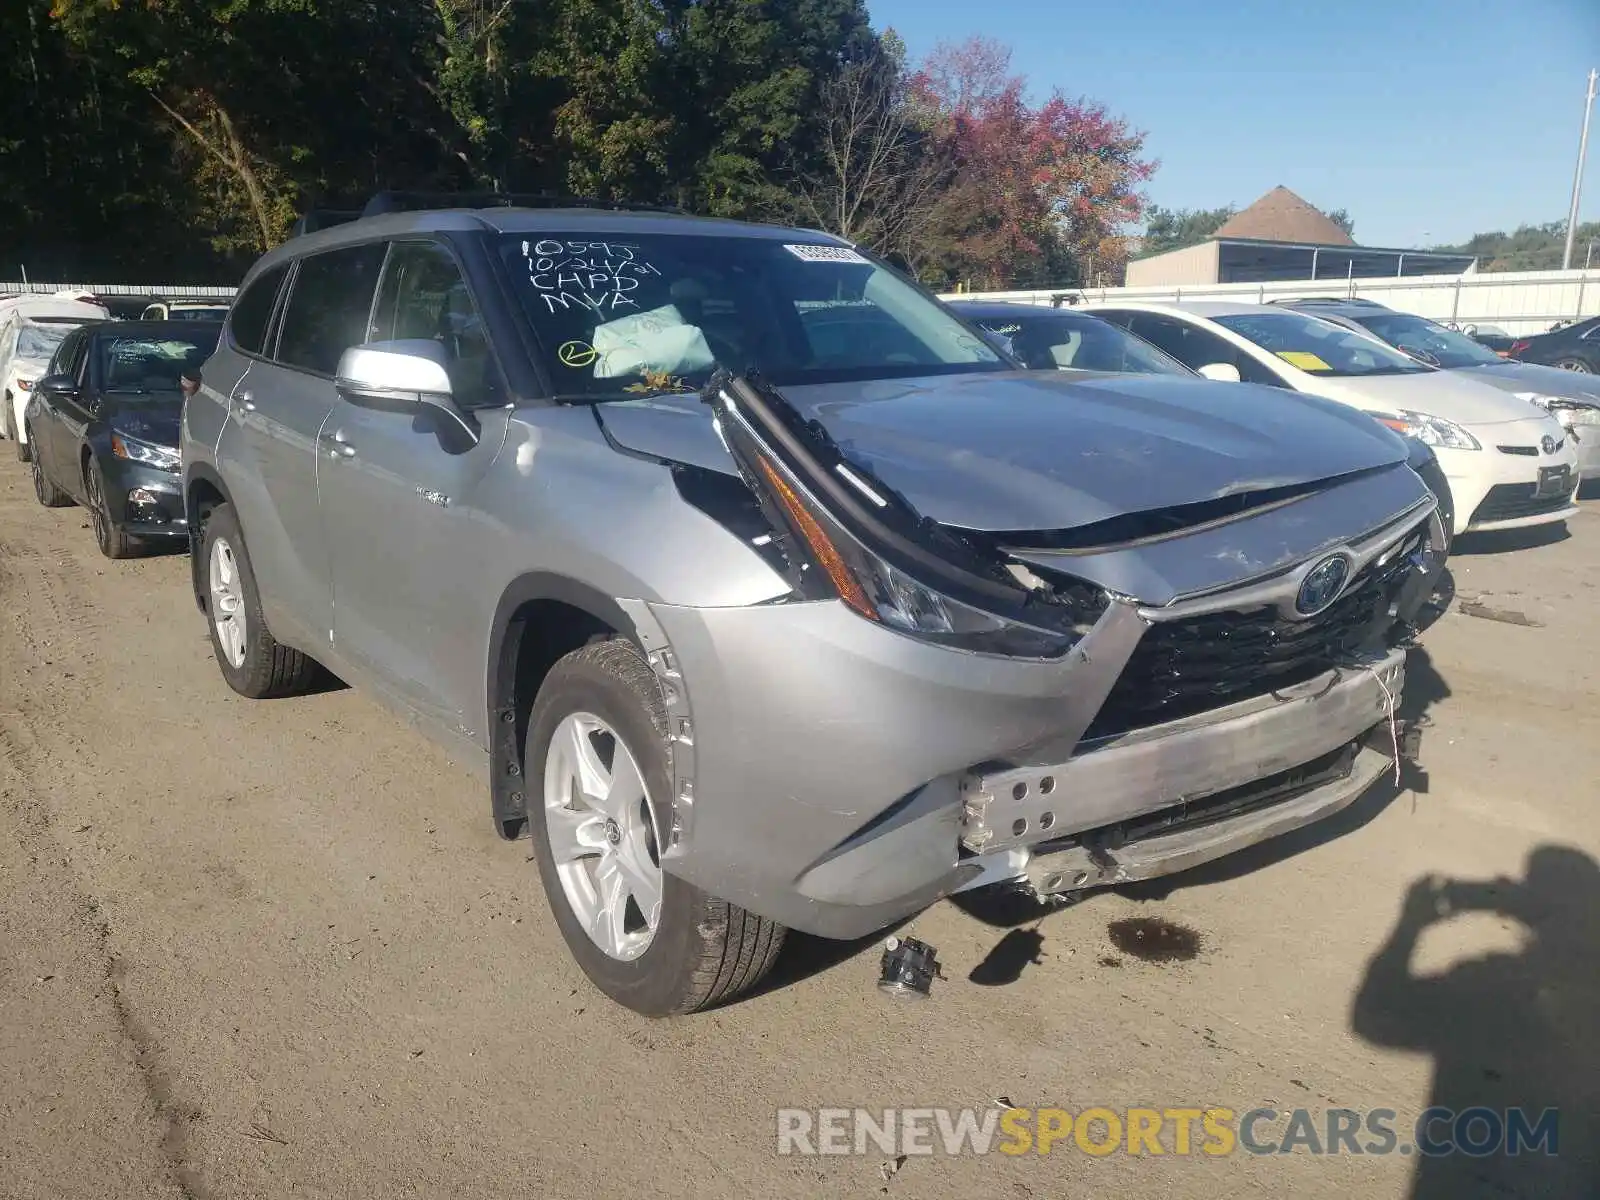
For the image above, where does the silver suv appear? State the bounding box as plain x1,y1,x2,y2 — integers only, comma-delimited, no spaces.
181,197,1446,1015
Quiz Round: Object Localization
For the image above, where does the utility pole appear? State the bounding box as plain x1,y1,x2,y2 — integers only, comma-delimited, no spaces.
1562,68,1598,270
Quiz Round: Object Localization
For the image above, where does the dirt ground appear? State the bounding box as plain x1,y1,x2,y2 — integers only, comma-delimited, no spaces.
1,456,1596,1200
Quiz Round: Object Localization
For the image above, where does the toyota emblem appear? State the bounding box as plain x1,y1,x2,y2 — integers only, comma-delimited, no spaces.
1541,434,1558,455
1295,554,1352,617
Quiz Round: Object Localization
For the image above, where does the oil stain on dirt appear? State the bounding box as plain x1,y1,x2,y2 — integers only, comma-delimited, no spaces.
1106,916,1204,963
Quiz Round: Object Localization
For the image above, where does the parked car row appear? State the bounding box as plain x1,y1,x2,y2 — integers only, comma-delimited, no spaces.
11,196,1505,1018
1,292,228,464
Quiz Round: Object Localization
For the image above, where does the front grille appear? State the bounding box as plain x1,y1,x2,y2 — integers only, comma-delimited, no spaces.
1084,527,1425,740
1497,444,1538,456
1470,483,1574,524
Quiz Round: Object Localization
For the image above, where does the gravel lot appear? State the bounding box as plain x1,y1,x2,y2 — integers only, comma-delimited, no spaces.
2,457,1596,1200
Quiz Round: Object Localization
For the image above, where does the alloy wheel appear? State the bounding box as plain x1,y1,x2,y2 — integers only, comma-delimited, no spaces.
542,711,664,962
208,536,249,669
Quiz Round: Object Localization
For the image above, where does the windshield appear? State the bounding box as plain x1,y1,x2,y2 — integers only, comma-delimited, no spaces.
1213,311,1431,377
1350,312,1503,368
17,323,75,360
962,309,1192,376
499,234,1005,397
98,331,217,394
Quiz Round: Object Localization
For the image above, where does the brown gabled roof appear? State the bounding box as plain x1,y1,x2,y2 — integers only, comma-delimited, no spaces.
1213,186,1355,246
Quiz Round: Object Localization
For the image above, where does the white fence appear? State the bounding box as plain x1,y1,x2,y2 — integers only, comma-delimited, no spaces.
0,282,237,300
940,267,1600,336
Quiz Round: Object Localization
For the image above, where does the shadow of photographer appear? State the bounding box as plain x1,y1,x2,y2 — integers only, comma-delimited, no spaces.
1351,846,1600,1198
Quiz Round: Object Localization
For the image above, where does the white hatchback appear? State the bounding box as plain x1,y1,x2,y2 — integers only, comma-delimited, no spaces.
1085,300,1581,538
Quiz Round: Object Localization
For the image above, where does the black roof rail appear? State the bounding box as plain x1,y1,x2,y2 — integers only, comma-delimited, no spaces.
291,209,362,237
359,190,685,218
1270,295,1390,309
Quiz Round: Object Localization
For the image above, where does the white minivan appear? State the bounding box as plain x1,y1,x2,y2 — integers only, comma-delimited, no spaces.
1086,301,1581,538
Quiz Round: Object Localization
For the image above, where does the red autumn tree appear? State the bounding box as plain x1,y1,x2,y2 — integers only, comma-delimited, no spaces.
910,37,1155,290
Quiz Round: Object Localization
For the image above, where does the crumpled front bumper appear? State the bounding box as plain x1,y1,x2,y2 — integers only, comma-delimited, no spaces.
628,612,1417,941
960,647,1407,892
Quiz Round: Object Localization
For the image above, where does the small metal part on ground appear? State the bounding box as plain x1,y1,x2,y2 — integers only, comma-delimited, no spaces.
878,936,942,997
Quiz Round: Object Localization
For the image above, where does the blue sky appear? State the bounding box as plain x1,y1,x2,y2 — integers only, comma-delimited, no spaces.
869,0,1600,247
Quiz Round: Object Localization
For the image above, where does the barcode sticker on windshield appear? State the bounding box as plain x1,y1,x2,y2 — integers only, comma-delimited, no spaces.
784,243,869,264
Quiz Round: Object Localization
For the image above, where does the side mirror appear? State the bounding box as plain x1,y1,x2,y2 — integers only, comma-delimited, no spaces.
37,373,78,399
334,340,478,442
1196,362,1242,383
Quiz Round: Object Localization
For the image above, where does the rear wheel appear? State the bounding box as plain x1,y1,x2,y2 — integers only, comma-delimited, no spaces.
526,638,785,1015
28,430,70,507
85,457,139,559
1555,357,1593,373
200,502,319,698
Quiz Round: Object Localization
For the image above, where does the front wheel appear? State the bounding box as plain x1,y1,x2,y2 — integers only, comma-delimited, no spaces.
86,457,139,559
1555,357,1593,373
9,399,31,462
199,502,320,698
526,638,785,1015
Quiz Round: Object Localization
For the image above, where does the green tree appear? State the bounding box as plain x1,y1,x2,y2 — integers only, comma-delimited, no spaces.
1139,205,1236,256
1325,207,1356,238
1435,220,1600,271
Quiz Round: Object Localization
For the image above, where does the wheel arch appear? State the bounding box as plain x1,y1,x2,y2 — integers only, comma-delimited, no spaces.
184,465,235,613
485,573,642,841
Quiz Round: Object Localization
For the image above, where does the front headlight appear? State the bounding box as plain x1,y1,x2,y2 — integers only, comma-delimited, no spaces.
111,430,180,472
1368,409,1482,451
750,454,1102,658
707,374,1108,660
1515,391,1600,427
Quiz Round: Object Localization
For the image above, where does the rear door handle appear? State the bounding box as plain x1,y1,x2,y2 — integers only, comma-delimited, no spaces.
320,430,356,458
236,390,256,413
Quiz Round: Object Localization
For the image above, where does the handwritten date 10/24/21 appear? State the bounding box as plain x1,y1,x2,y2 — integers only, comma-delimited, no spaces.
521,239,662,314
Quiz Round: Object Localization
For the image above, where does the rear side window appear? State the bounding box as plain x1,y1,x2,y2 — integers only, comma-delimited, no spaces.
275,244,387,375
228,264,288,355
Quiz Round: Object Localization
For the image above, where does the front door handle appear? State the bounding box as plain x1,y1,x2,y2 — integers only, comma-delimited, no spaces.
320,430,356,459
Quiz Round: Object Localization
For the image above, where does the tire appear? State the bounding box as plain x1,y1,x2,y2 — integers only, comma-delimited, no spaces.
85,457,140,559
8,399,31,463
526,638,785,1015
28,431,70,507
1555,357,1593,373
199,502,320,698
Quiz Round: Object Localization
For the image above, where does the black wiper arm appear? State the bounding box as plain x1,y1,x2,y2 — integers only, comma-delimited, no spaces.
548,389,696,405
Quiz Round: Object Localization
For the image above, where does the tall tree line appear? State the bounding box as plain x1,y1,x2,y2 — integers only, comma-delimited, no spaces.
1,2,1154,290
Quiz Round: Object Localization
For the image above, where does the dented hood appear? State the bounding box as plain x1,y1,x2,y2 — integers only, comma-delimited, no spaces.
594,370,1408,533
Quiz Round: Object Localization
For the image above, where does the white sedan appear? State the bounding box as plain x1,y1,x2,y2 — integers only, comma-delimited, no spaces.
1084,300,1581,538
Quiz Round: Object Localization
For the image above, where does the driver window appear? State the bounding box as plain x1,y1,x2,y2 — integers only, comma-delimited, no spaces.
1129,315,1283,387
370,240,497,408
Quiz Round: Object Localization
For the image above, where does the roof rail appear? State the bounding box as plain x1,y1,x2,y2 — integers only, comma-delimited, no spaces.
1270,296,1390,309
291,209,362,237
359,190,685,219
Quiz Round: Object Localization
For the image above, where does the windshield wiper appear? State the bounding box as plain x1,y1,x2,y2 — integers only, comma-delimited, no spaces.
548,389,696,405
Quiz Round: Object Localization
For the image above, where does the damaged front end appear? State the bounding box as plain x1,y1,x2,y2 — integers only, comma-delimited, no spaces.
623,370,1446,934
